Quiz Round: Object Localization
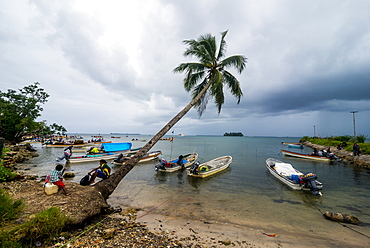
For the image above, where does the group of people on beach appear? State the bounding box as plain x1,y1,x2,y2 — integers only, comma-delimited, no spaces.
47,145,111,196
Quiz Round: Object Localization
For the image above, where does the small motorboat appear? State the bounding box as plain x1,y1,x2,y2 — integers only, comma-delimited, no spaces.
281,149,331,162
112,150,162,165
265,158,323,196
287,143,304,149
187,155,232,178
155,153,198,172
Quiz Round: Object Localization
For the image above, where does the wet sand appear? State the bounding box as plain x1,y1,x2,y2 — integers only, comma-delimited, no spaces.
134,210,370,247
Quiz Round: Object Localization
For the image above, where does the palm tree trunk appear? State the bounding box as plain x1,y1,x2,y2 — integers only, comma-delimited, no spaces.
94,81,212,199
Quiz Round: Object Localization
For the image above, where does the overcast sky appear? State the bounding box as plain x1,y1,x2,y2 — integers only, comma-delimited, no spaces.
1,0,369,137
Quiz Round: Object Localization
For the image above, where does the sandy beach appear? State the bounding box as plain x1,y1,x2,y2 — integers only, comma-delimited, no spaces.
132,208,370,248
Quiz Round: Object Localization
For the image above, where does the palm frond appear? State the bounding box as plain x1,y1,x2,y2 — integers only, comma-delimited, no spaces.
209,71,224,113
191,78,210,116
216,30,228,60
184,71,205,92
173,62,207,74
198,34,217,62
221,55,247,74
222,70,243,104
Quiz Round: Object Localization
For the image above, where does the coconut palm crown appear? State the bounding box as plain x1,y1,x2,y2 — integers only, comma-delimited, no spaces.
173,30,247,116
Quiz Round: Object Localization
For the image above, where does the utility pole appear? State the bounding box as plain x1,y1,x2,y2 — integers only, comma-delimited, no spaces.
350,111,358,138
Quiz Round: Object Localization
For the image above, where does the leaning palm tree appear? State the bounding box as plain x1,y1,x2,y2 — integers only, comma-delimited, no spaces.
95,30,247,199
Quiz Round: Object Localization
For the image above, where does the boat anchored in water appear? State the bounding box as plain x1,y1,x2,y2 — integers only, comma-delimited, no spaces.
265,158,323,196
113,150,162,165
187,155,232,178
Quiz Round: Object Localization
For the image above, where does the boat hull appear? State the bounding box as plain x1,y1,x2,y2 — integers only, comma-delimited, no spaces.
45,143,88,148
281,149,330,162
187,155,232,178
67,153,120,163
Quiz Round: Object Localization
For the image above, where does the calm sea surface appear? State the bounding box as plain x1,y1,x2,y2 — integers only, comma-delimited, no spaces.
24,135,370,240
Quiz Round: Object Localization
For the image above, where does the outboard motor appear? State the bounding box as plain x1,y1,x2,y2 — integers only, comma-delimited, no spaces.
113,153,124,163
190,161,200,174
328,152,341,161
302,173,321,196
155,159,167,171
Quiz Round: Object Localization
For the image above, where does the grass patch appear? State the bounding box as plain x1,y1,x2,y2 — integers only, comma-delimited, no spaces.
0,207,69,247
0,188,24,225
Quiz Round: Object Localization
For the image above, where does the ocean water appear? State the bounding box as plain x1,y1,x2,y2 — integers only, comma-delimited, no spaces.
24,134,370,241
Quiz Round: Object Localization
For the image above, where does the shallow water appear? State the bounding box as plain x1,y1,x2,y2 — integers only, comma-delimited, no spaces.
24,135,370,241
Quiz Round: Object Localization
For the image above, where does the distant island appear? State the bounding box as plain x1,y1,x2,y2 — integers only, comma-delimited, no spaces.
223,132,244,137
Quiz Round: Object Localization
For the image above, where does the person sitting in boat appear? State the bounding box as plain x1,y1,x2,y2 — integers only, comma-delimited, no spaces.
176,155,184,168
87,146,100,154
56,145,73,162
88,159,111,184
310,148,319,156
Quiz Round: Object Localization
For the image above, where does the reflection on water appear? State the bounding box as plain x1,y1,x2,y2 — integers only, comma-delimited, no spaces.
24,135,370,242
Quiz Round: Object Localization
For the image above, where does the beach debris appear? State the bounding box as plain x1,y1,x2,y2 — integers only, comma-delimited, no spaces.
63,172,75,178
219,240,232,245
323,211,360,225
262,232,276,237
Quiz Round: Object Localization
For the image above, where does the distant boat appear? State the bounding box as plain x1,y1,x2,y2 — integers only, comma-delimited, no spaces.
43,141,87,148
281,149,331,162
265,158,323,196
187,155,232,178
287,143,304,149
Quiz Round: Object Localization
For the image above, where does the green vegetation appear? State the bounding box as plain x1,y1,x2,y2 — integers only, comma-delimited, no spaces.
0,82,67,142
301,135,370,155
224,132,244,136
0,147,17,182
0,188,24,225
0,207,68,247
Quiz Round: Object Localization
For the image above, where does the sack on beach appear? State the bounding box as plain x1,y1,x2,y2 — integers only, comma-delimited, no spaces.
80,174,91,186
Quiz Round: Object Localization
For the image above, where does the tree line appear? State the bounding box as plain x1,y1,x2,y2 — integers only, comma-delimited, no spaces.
0,82,66,143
